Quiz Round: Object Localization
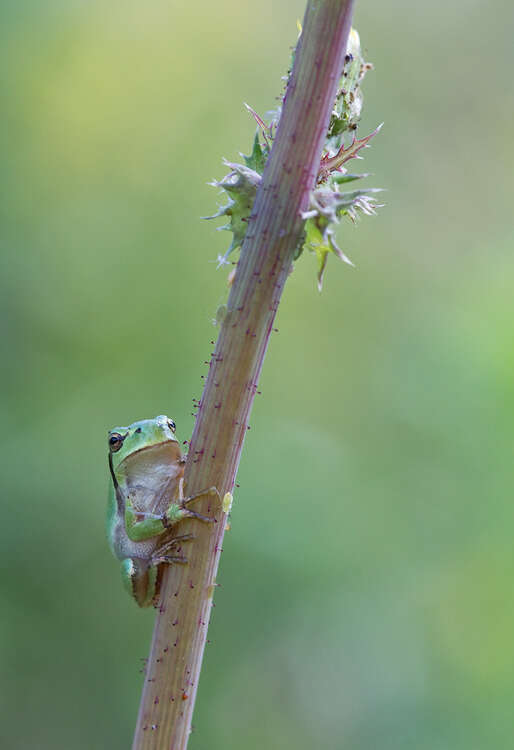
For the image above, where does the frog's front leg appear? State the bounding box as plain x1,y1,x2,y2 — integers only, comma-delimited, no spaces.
124,485,219,542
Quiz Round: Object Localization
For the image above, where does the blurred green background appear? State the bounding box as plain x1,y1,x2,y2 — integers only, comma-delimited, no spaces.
2,1,513,748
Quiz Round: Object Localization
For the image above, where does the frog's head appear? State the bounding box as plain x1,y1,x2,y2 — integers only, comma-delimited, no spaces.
108,415,180,472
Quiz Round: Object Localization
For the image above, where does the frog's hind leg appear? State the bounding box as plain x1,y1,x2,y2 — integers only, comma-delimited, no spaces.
120,557,159,608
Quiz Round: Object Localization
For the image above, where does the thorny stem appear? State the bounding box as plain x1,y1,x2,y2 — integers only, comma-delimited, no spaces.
132,1,355,747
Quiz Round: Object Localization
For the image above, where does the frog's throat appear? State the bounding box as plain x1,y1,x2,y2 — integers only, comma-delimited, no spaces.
121,439,179,462
117,440,181,475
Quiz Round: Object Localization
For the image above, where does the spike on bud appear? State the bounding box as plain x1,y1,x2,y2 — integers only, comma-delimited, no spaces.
318,124,383,183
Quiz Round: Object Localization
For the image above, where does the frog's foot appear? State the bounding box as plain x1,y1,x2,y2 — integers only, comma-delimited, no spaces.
152,554,188,565
166,486,219,525
182,487,219,522
153,533,194,559
182,485,219,504
152,532,197,568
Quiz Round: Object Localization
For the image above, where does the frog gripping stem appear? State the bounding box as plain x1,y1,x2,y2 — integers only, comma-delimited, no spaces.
132,3,379,748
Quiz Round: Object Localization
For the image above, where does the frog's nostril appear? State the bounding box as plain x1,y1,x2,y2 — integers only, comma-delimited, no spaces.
135,427,142,434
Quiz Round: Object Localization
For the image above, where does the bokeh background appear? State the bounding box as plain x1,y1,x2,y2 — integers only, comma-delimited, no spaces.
2,1,513,748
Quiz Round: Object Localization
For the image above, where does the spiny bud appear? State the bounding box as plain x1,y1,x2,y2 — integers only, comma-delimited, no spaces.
207,25,381,290
205,162,261,263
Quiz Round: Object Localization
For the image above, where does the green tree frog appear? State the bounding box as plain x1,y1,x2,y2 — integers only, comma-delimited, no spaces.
107,414,217,607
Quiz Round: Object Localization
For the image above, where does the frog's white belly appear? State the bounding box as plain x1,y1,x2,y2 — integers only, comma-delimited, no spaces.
113,442,183,562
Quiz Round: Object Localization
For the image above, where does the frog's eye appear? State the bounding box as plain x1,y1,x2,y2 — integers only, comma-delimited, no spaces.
167,419,176,433
109,433,124,452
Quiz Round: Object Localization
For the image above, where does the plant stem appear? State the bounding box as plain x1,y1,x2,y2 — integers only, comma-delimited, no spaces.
132,1,355,747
